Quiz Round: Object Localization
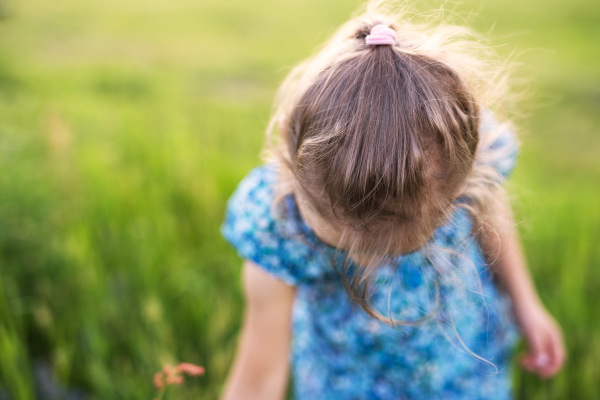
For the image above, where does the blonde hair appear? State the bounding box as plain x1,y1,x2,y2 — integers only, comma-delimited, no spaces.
265,1,516,325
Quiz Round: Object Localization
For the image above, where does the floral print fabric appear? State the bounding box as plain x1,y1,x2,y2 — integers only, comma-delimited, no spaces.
221,111,520,400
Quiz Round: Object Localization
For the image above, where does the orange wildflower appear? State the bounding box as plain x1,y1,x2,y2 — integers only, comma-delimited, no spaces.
152,362,205,399
165,374,184,385
153,372,164,391
176,363,205,377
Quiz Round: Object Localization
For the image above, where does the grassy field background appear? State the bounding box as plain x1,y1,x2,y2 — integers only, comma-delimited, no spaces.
0,0,599,398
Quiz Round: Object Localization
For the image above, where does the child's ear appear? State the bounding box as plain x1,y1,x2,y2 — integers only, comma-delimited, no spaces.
278,115,287,139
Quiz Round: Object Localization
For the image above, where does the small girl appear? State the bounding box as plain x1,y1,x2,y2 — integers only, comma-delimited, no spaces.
220,3,565,399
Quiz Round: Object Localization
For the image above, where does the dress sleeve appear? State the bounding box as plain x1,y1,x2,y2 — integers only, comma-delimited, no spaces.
477,109,520,180
221,165,305,286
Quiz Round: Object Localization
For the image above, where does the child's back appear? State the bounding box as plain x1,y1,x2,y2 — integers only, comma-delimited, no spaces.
222,160,517,398
220,3,565,399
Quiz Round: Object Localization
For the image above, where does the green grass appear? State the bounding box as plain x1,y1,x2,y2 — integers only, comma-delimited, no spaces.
0,0,599,398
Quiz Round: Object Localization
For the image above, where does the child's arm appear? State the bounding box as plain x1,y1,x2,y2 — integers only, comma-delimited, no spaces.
478,198,566,378
220,260,296,400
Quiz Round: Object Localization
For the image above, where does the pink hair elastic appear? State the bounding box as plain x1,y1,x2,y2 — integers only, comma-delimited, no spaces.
365,24,397,46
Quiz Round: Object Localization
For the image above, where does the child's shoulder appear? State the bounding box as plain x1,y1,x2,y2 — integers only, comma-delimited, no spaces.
225,164,278,208
221,164,332,285
478,109,520,180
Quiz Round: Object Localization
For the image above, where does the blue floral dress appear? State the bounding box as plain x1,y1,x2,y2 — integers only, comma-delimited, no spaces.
221,112,520,400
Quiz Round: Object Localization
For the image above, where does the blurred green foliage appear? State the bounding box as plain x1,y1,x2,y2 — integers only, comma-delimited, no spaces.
0,0,598,398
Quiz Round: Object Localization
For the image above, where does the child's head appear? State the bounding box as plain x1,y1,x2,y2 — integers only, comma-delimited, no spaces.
268,2,511,321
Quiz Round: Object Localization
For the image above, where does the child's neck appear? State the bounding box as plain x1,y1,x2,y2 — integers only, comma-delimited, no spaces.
295,194,392,267
294,192,431,263
295,194,341,248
